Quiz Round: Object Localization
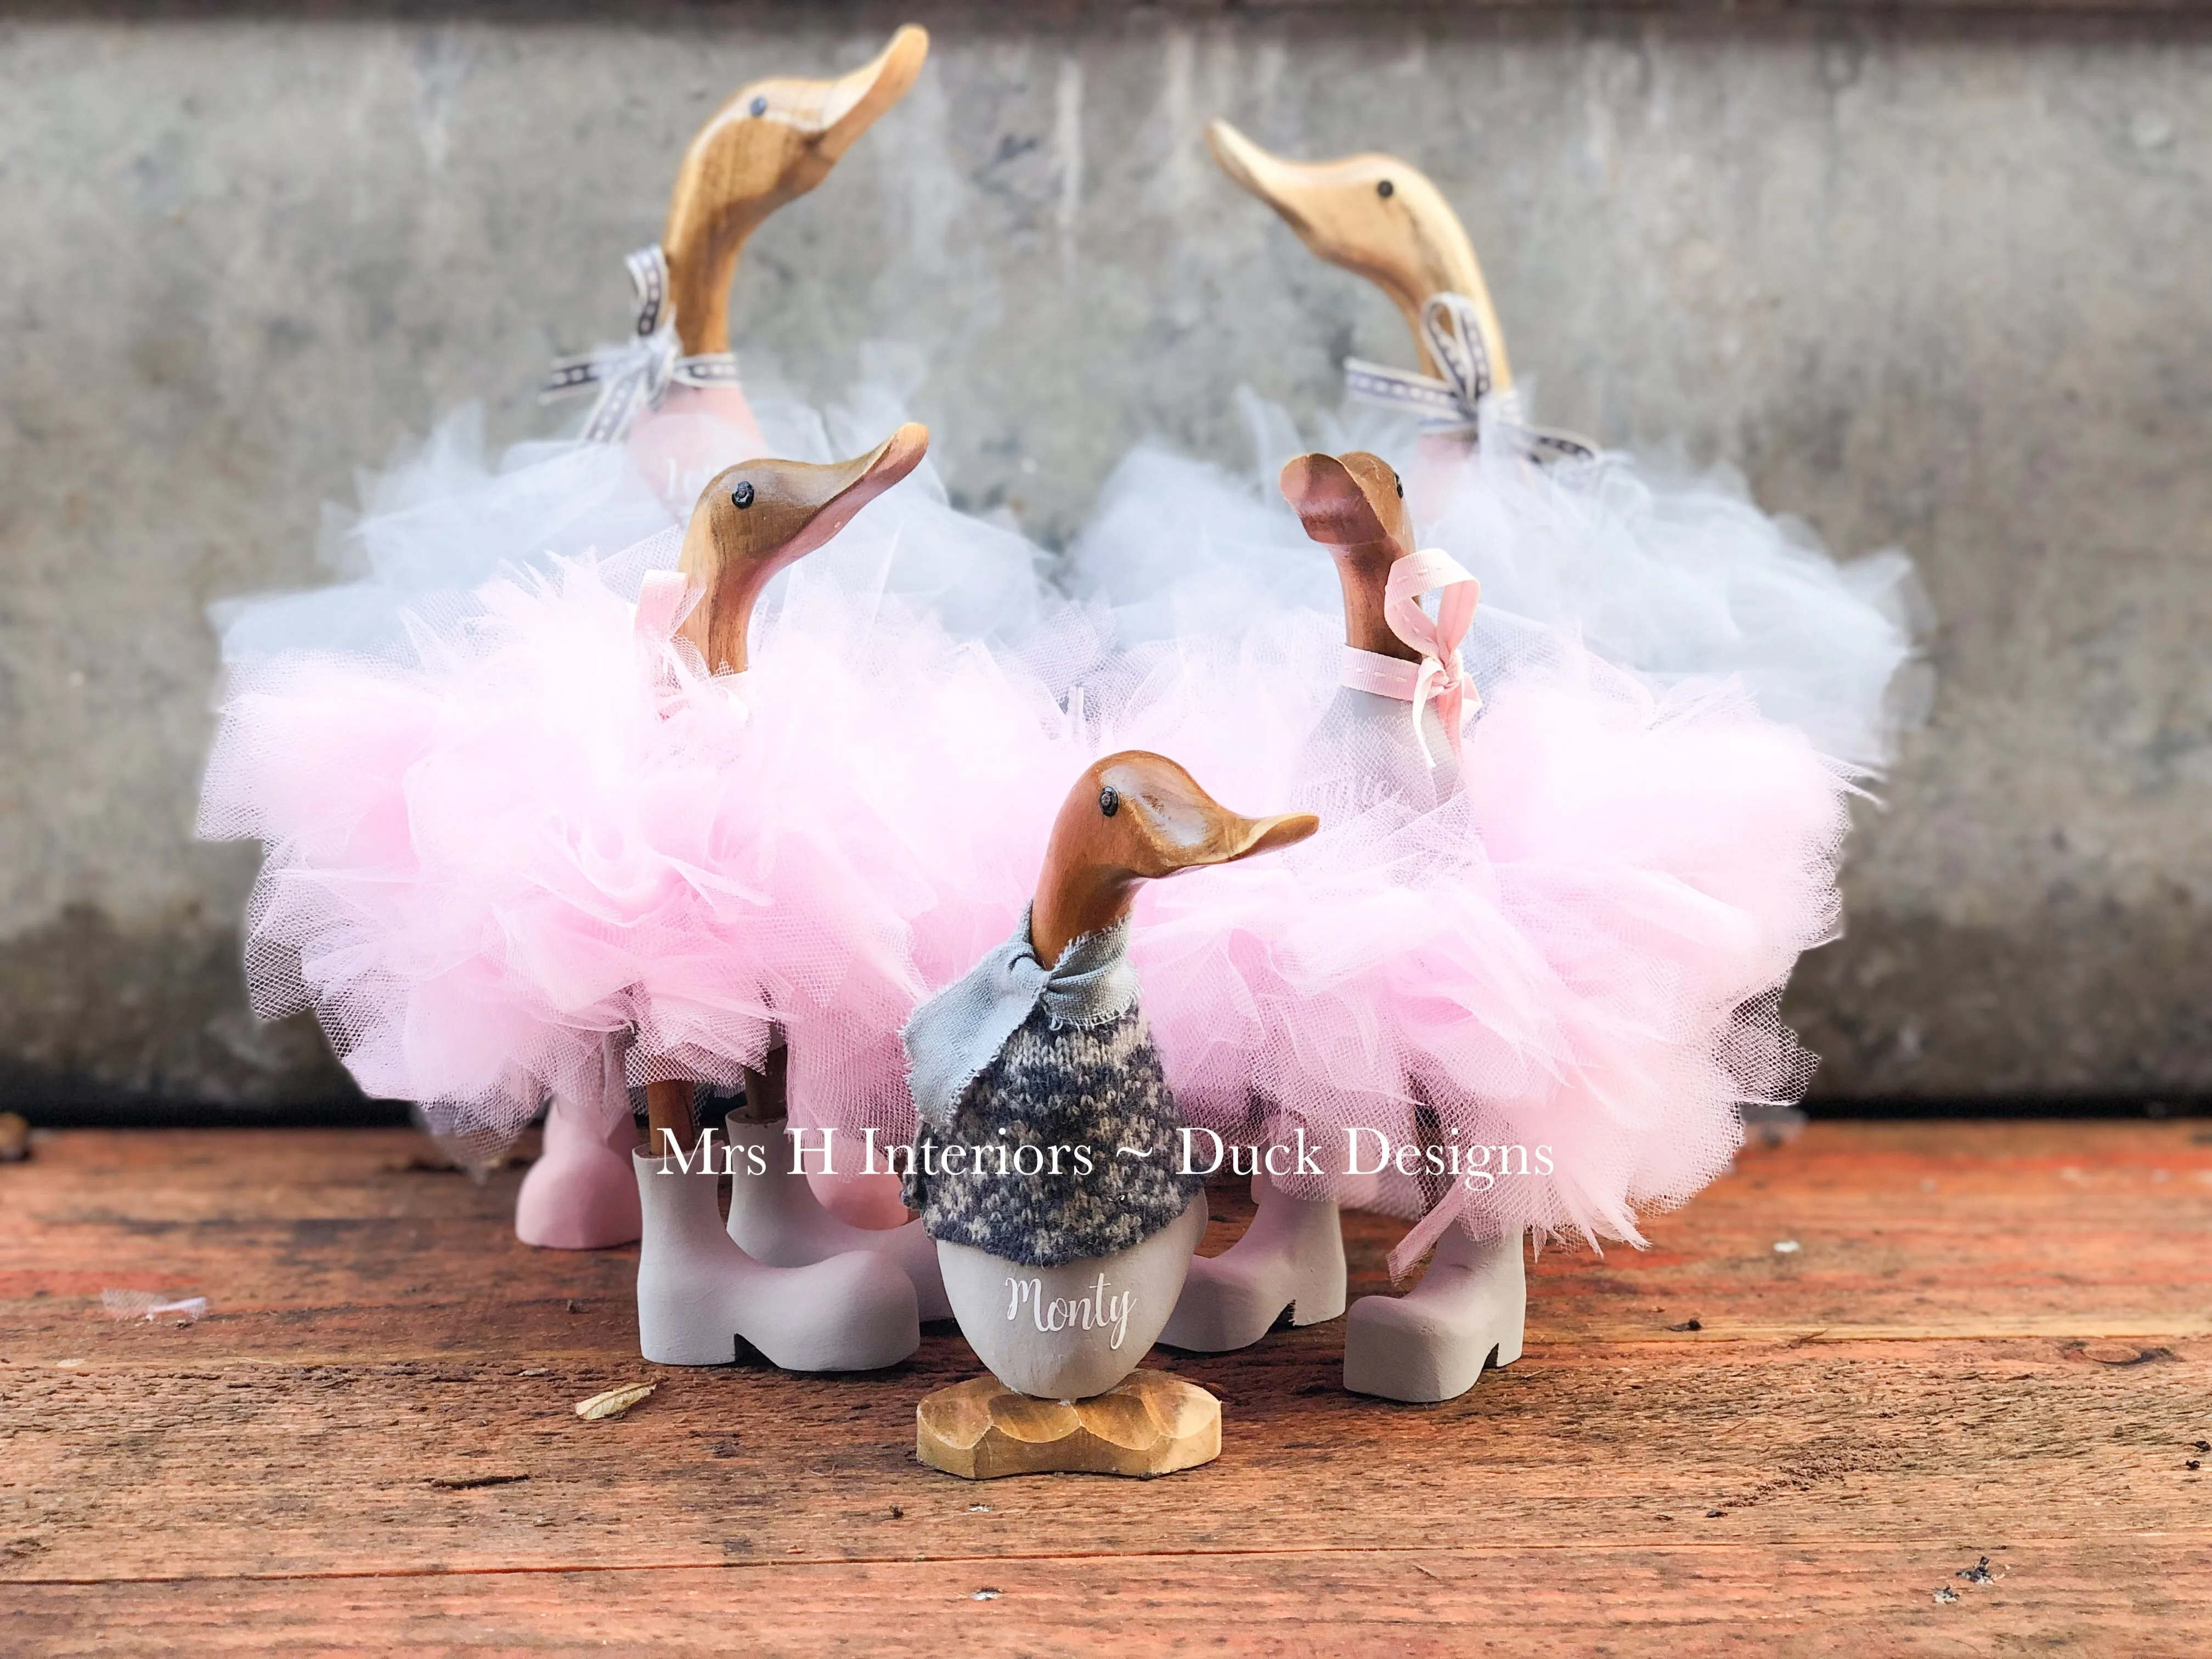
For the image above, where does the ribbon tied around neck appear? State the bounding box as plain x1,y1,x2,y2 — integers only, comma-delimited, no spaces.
1340,548,1481,769
542,246,744,444
902,910,1140,1135
1344,292,1599,467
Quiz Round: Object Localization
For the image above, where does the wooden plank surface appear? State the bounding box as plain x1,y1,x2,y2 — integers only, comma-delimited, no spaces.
2,1121,2209,1654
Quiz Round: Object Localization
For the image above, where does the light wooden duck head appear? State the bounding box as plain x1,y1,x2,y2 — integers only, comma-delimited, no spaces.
1279,450,1420,664
1030,753,1318,967
1206,119,1511,391
662,23,930,357
674,422,929,674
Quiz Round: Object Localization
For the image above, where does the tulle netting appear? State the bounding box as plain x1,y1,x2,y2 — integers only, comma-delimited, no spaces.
199,516,1104,1164
1077,607,1854,1250
1071,386,1928,777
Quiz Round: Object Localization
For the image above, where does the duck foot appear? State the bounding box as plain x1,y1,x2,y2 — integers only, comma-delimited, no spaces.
1342,1228,1526,1402
514,1073,640,1251
720,1113,950,1320
1160,1172,1346,1351
917,1370,1220,1480
633,1146,919,1370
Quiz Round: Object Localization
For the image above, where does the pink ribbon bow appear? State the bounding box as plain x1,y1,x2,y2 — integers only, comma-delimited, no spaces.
1339,548,1480,768
633,569,692,644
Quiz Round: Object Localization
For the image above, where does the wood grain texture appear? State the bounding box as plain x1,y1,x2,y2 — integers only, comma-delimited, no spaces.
660,23,927,358
2,1121,2208,1653
1280,448,1424,661
1183,2,2199,12
673,423,928,675
916,1370,1222,1479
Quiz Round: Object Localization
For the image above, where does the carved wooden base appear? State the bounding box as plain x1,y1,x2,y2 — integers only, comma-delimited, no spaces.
915,1370,1221,1480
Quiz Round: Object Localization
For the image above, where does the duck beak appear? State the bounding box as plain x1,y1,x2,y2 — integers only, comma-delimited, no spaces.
1279,452,1390,547
1206,119,1321,236
810,24,930,159
1210,810,1321,866
778,421,930,561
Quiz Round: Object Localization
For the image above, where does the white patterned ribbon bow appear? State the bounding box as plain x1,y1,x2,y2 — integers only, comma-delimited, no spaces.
542,246,744,444
1345,292,1599,466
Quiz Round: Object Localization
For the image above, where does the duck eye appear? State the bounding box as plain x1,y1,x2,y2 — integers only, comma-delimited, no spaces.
1376,179,1395,199
749,95,769,117
730,481,755,509
1098,787,1120,818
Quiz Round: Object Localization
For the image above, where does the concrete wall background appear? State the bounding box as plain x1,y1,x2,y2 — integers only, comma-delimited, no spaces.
2,4,2208,1113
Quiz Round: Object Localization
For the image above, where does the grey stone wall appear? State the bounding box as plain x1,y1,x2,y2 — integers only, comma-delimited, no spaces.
3,5,2208,1112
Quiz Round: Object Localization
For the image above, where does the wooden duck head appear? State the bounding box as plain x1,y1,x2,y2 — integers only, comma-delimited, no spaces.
1279,450,1420,664
662,23,930,357
1206,119,1511,392
674,421,929,674
1030,753,1319,967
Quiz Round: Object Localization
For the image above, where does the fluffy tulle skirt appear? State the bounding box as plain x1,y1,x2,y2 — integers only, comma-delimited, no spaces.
199,536,1097,1161
1071,390,1925,775
1100,618,1852,1255
215,356,1055,667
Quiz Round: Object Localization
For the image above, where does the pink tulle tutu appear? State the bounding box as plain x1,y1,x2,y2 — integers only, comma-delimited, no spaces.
199,530,1097,1161
1076,598,1851,1258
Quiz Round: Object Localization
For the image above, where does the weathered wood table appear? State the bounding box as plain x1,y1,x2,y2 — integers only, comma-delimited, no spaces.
2,1121,2207,1654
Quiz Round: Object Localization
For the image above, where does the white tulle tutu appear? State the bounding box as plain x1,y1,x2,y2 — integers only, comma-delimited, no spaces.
1072,387,1927,776
214,348,1056,668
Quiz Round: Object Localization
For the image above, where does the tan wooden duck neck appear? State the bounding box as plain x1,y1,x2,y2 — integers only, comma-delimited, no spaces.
661,24,928,357
673,423,927,675
1029,754,1318,968
1207,119,1512,392
1279,450,1422,664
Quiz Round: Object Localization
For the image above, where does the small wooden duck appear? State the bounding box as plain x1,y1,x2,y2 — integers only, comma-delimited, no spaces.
1156,447,1455,1357
906,754,1314,1477
630,425,933,1370
515,25,928,1252
1158,446,1527,1403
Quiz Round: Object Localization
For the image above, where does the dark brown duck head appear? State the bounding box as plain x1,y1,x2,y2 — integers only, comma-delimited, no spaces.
1029,753,1318,967
661,24,930,357
1206,119,1511,391
1279,450,1421,664
674,422,929,674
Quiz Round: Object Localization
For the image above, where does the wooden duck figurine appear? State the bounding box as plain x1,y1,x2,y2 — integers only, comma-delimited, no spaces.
628,426,931,1369
515,25,928,1252
908,755,1315,1478
662,420,953,1318
630,23,928,490
1162,447,1527,1403
1155,447,1452,1355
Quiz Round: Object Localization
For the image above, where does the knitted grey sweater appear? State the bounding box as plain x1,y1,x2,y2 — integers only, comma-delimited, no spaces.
901,1002,1202,1269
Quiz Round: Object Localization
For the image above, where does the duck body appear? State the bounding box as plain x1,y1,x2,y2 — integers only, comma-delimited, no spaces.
902,919,1206,1401
900,759,1314,1398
